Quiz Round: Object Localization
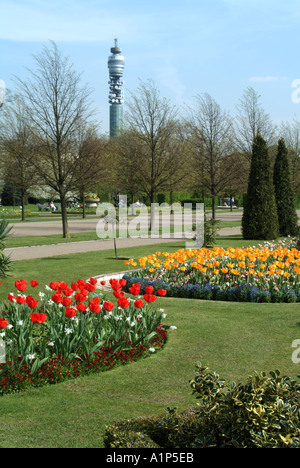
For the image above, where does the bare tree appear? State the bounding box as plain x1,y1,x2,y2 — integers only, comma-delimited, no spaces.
234,87,277,158
74,125,106,218
187,93,234,219
14,41,94,237
125,79,182,229
280,118,300,193
221,151,250,210
0,95,38,220
112,129,144,211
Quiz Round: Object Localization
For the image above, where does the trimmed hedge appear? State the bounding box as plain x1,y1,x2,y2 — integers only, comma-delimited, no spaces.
103,364,300,448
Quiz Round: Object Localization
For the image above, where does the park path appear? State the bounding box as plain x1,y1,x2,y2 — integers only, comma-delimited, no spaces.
2,210,246,260
4,227,242,261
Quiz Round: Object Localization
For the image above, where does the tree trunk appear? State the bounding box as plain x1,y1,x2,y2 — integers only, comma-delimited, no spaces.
60,193,70,238
131,192,135,216
81,192,86,219
21,191,26,222
170,190,174,215
112,222,118,258
149,189,155,231
212,196,216,220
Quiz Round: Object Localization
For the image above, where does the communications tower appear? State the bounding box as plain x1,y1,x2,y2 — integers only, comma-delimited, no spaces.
108,39,125,138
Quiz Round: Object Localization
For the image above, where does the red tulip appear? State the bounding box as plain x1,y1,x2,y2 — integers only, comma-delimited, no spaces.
89,278,98,285
16,296,26,304
30,280,39,287
157,289,167,296
77,279,86,289
103,301,114,311
61,297,73,307
109,278,121,290
51,292,63,303
129,283,141,295
100,280,106,285
144,294,157,303
57,281,68,290
145,285,154,294
63,288,73,297
89,303,101,313
25,295,34,304
113,289,124,298
76,303,87,313
30,313,47,324
27,298,39,309
65,307,77,318
71,282,79,291
80,288,89,296
74,292,87,303
15,279,27,292
0,318,8,329
89,297,100,306
118,297,130,309
134,299,144,308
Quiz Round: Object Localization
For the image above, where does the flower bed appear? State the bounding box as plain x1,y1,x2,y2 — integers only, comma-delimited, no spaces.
0,278,169,395
123,243,300,303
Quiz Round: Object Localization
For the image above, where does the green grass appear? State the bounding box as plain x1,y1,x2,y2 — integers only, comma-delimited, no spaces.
5,231,100,248
218,220,241,228
0,294,299,448
1,236,272,300
214,235,281,249
1,238,299,448
0,241,187,301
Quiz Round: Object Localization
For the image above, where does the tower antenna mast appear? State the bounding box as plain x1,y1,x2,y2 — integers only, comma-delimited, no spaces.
108,38,125,138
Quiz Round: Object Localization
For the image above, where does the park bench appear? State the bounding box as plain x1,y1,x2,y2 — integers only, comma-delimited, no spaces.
37,204,50,212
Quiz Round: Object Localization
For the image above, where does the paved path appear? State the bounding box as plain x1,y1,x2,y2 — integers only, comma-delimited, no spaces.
3,208,300,262
1,210,242,260
4,227,242,261
4,236,190,261
6,210,243,237
8,208,296,261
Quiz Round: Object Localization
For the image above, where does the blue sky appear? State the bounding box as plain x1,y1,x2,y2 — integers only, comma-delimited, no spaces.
1,0,300,135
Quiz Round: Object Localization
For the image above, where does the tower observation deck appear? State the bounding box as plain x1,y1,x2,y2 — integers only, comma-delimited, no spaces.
108,39,125,138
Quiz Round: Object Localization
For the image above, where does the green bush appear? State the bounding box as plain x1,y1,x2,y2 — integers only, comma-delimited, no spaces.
192,214,221,247
273,138,298,237
103,364,300,448
0,219,13,278
242,133,279,240
189,363,300,448
103,416,163,448
1,183,23,206
181,198,203,209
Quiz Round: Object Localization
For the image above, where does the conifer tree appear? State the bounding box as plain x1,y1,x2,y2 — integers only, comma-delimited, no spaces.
273,138,298,236
242,133,279,240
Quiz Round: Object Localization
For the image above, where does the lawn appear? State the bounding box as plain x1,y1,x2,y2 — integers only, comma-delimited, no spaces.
0,238,299,448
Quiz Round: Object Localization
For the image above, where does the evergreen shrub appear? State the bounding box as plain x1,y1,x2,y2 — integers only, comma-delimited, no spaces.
242,133,279,240
103,364,300,448
273,138,298,237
